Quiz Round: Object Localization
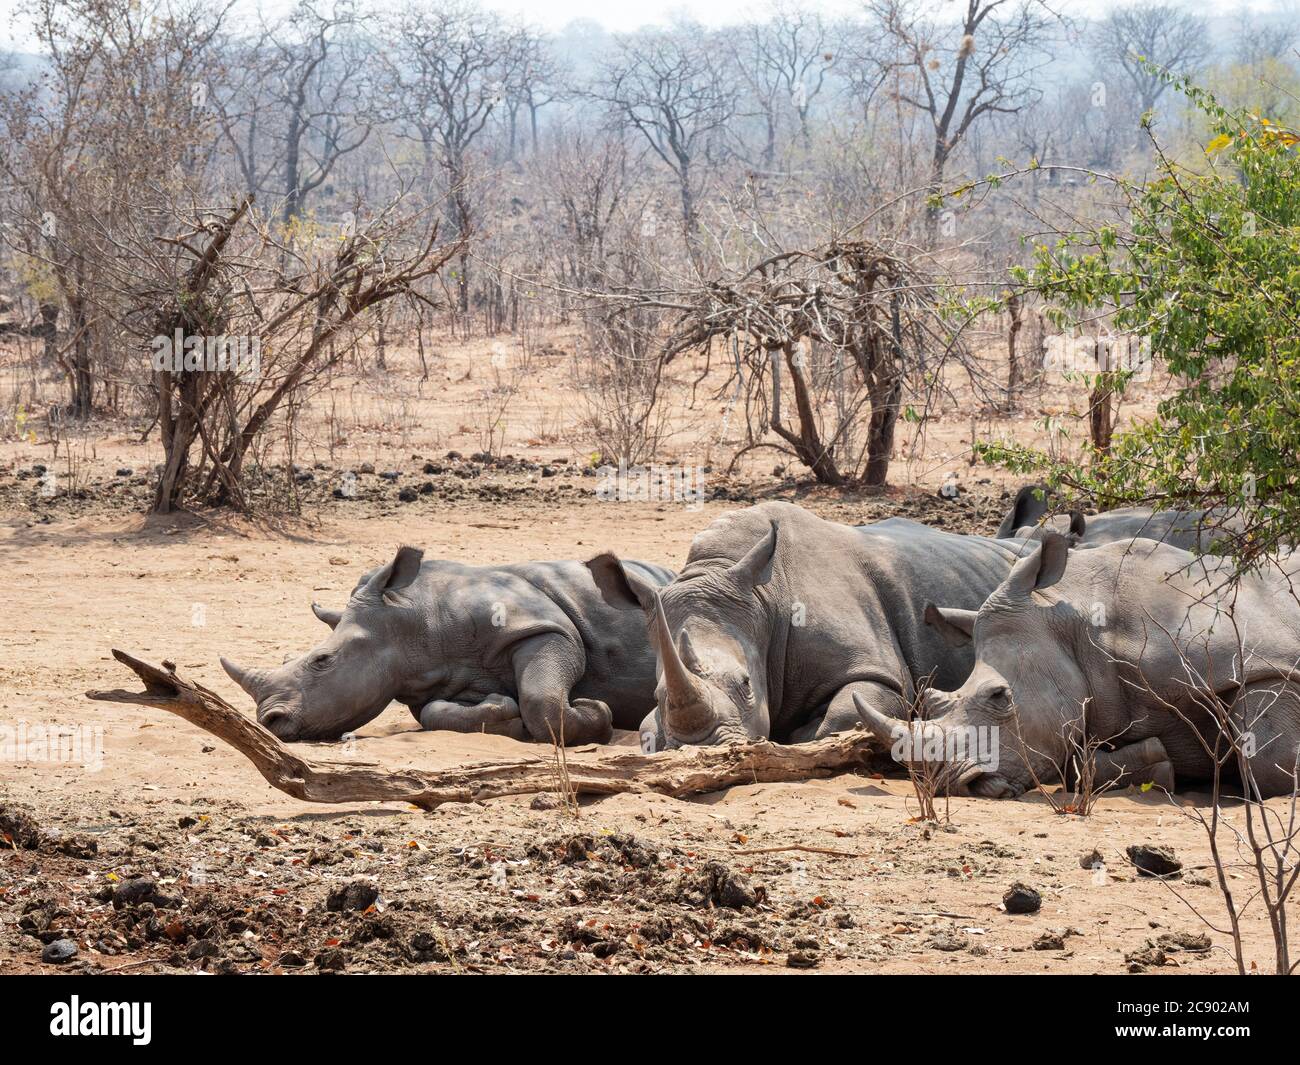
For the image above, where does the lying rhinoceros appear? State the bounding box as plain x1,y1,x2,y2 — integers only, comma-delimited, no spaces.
856,533,1300,798
220,546,674,744
591,501,1034,750
996,483,1237,551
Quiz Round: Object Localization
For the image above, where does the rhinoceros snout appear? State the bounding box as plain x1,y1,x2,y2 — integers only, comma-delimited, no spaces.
258,706,301,741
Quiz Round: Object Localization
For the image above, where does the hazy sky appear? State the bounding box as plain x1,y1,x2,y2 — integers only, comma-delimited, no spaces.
0,0,1283,48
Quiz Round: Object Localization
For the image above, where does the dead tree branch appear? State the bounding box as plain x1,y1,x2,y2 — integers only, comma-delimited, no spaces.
86,650,878,811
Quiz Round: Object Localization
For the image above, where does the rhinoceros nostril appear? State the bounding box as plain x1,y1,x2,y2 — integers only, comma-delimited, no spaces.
258,707,297,739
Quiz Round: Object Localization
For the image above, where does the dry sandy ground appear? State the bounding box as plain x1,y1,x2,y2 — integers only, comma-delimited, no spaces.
0,336,1288,975
0,487,1288,976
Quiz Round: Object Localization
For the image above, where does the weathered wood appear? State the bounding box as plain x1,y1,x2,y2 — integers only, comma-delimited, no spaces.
86,650,879,810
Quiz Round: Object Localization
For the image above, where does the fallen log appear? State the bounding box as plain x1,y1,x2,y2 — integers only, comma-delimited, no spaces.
86,650,880,810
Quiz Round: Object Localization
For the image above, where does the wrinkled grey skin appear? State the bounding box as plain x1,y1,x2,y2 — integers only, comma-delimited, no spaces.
996,483,1238,551
596,501,1034,750
859,533,1300,798
221,547,673,745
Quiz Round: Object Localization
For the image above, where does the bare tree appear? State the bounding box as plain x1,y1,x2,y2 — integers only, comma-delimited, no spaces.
1092,2,1210,116
592,23,738,257
375,1,527,313
657,234,972,486
121,197,465,512
264,2,373,228
869,0,1052,238
0,0,229,418
733,4,835,166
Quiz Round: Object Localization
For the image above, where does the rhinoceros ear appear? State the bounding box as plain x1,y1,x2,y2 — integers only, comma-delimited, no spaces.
924,604,976,647
1068,511,1087,539
1006,531,1070,596
362,545,425,601
584,552,660,611
997,484,1051,539
312,602,343,629
727,520,777,589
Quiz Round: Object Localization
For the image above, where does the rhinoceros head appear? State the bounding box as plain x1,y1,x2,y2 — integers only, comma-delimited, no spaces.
856,532,1087,797
220,546,425,741
648,521,778,748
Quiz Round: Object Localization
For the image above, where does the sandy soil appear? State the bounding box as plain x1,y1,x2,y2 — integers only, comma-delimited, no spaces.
0,336,1286,975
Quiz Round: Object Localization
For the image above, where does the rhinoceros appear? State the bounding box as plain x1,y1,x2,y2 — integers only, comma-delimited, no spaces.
590,501,1034,750
220,546,674,745
996,483,1237,551
855,533,1300,798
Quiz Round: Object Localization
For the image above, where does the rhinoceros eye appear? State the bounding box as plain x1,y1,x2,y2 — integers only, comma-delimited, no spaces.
985,684,1011,708
310,652,334,670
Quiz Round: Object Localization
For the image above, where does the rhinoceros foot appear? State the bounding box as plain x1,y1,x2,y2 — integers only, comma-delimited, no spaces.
418,695,525,739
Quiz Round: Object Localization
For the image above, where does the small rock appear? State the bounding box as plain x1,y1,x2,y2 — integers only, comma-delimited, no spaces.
277,950,307,968
785,950,820,969
359,462,375,474
1127,844,1181,877
1078,847,1104,870
187,939,220,960
326,879,379,912
315,948,348,971
397,487,418,503
701,862,763,909
1033,932,1065,951
1156,930,1211,953
1003,882,1042,914
41,939,78,964
1125,945,1167,971
112,877,158,909
530,794,561,811
928,930,969,952
115,467,133,477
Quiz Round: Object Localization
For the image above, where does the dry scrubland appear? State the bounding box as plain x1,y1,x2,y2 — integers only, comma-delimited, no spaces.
0,334,1285,974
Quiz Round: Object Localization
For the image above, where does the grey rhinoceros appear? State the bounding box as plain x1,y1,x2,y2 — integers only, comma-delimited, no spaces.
996,483,1237,551
590,501,1034,750
856,533,1300,798
220,546,674,745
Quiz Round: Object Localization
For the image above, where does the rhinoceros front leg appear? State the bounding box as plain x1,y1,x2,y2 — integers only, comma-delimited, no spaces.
788,679,906,744
1092,737,1175,792
416,694,527,741
512,634,614,746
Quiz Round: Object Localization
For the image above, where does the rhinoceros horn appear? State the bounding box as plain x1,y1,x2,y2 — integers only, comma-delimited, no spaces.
220,656,272,702
852,693,907,748
311,602,342,629
652,593,712,736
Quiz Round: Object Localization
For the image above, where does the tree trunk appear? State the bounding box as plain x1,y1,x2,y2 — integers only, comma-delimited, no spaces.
1006,292,1023,411
770,341,844,485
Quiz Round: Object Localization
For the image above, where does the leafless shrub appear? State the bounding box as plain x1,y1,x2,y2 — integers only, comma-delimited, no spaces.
1016,699,1127,817
1123,618,1300,975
